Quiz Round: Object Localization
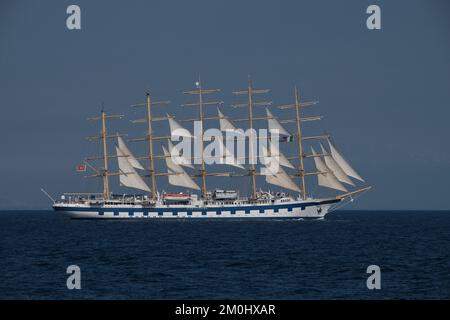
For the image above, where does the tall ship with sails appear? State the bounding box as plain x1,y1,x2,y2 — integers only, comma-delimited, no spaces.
51,78,370,219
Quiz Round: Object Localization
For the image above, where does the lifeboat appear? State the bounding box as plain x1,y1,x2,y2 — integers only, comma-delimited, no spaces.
162,193,191,202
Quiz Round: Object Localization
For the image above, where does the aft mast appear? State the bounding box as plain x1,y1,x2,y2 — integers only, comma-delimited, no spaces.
86,108,124,200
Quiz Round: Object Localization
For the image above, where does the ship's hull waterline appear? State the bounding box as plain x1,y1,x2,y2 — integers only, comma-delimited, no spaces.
53,198,341,219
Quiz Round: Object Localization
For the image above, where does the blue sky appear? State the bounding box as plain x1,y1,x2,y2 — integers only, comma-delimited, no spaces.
0,0,449,210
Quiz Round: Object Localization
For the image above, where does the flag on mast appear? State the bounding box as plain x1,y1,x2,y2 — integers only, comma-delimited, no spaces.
76,164,87,172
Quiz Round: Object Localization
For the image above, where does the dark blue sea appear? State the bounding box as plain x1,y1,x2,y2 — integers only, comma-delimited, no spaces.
1,210,449,299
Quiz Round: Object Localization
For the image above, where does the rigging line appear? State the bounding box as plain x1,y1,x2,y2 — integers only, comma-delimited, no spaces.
40,188,55,203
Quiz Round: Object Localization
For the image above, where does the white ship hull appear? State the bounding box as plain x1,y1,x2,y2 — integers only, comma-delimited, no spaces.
53,197,341,220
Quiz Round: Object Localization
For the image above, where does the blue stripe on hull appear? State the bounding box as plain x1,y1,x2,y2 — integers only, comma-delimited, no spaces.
53,199,340,217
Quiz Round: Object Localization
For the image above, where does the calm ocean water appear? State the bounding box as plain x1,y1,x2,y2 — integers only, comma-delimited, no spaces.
0,210,449,299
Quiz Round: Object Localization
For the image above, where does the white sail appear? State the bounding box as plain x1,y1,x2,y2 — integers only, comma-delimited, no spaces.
265,167,301,193
217,138,245,169
266,108,290,136
162,146,200,190
167,115,192,138
327,139,365,182
311,147,347,192
268,141,295,169
168,140,194,169
217,108,236,131
117,136,144,170
262,146,301,193
116,146,150,192
320,143,354,186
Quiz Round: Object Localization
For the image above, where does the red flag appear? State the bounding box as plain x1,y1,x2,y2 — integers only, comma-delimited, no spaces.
76,164,87,172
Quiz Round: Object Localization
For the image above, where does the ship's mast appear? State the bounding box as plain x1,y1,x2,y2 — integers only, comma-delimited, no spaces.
182,77,222,198
233,77,271,198
101,110,110,199
86,109,124,200
277,90,324,198
247,78,257,198
198,79,207,196
129,93,170,200
146,93,157,197
294,87,307,200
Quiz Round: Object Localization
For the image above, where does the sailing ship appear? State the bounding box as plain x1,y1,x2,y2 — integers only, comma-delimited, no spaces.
52,78,370,219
